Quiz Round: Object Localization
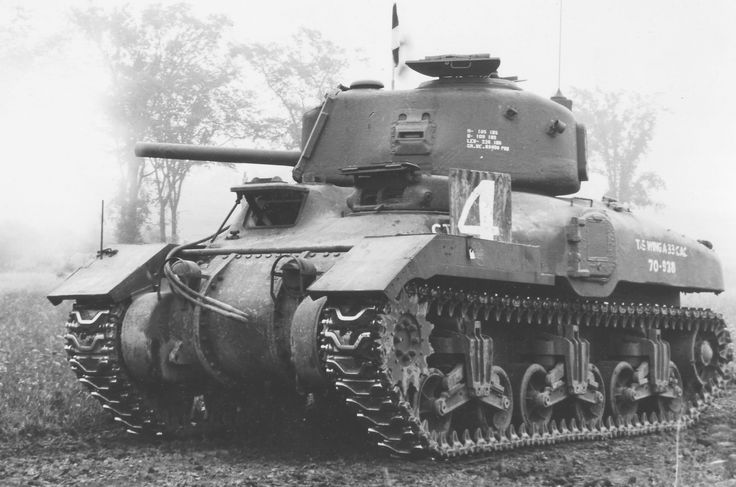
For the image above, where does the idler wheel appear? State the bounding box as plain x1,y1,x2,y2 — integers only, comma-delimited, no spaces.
510,363,553,433
600,361,639,424
669,327,729,396
694,330,726,391
415,369,452,437
572,364,606,429
657,361,684,419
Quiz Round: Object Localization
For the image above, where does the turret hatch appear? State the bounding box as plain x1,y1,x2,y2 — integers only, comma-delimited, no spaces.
406,54,501,78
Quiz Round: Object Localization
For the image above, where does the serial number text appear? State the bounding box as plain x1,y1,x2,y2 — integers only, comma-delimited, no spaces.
647,259,677,274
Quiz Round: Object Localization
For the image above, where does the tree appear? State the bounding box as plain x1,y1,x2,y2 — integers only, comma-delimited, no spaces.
0,5,65,70
570,88,665,207
236,28,349,149
73,4,256,242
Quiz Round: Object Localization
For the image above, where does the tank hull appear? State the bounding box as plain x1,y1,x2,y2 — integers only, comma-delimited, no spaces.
48,54,731,458
50,180,729,391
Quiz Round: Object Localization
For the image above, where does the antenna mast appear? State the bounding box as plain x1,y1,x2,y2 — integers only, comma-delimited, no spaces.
557,0,563,92
99,200,104,259
550,0,572,109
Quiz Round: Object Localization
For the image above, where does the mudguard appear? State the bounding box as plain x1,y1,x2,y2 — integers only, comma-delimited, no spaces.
307,233,554,299
47,244,173,305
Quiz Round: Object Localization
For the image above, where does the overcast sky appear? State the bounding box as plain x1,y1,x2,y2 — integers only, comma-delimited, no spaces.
1,0,735,270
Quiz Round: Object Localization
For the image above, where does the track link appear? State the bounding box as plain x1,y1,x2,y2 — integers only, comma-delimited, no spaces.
65,304,174,436
320,282,731,459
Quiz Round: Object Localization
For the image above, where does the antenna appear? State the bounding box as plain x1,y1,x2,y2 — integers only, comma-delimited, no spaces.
557,0,563,91
95,200,117,259
99,200,104,259
550,0,571,109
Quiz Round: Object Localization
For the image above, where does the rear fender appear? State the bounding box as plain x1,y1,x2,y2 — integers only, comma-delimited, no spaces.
47,244,173,305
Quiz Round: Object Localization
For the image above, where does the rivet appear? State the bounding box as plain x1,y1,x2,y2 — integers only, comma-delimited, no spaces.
235,254,241,259
256,254,262,259
245,255,251,259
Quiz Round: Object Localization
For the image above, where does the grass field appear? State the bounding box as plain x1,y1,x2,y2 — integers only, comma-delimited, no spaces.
0,290,111,439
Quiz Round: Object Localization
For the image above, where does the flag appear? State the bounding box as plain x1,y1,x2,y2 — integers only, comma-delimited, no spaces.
392,2,400,67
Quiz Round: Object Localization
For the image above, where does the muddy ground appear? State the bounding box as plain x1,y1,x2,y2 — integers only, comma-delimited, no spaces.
2,390,736,486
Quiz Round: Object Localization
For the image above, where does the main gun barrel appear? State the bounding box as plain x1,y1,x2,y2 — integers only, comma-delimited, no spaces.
135,142,301,166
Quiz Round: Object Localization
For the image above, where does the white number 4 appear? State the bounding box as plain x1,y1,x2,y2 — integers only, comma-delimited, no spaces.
457,179,499,240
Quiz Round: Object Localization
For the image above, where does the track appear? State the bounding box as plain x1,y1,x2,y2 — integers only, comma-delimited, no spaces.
65,304,277,438
64,304,201,437
320,280,732,458
63,284,731,460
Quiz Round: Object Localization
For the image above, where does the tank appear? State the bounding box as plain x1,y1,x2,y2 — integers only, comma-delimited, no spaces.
49,54,732,458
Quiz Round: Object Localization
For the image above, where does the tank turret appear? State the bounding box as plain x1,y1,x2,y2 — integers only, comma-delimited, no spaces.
296,54,588,195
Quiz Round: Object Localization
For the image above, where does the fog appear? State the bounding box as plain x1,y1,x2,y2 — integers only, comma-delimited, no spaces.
1,0,735,283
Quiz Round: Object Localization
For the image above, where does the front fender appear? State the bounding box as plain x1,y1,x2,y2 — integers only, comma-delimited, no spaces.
47,243,173,305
